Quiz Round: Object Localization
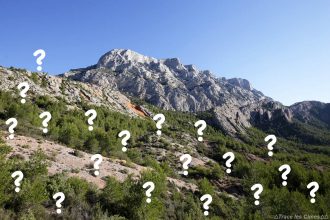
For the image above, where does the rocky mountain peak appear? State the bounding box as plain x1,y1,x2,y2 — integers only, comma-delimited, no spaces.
97,49,157,68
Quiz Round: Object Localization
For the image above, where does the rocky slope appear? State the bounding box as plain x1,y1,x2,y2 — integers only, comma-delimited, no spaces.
0,66,144,117
4,133,199,191
63,49,294,135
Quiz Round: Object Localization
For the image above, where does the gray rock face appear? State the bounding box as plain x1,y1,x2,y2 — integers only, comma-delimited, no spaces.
63,49,294,135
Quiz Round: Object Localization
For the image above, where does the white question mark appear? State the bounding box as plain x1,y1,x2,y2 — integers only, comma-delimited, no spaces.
278,164,291,186
143,181,155,203
194,120,207,142
11,171,24,193
307,181,319,203
53,192,65,214
264,134,277,157
17,82,30,104
6,118,18,139
85,109,97,131
153,113,165,136
200,194,212,216
180,154,192,176
33,49,46,71
223,152,235,174
251,183,263,205
39,111,52,133
118,130,131,152
91,154,103,176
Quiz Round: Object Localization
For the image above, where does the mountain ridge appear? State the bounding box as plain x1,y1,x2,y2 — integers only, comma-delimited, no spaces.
62,49,294,136
95,49,259,93
1,48,329,144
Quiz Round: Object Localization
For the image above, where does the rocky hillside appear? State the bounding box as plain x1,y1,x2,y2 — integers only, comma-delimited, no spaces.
62,49,329,140
5,133,199,191
0,62,329,219
0,66,147,118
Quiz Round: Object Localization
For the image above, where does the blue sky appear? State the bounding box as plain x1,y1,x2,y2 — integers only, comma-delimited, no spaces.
1,0,329,105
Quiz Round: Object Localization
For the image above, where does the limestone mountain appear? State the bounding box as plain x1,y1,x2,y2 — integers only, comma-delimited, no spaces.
65,49,269,112
63,49,320,139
